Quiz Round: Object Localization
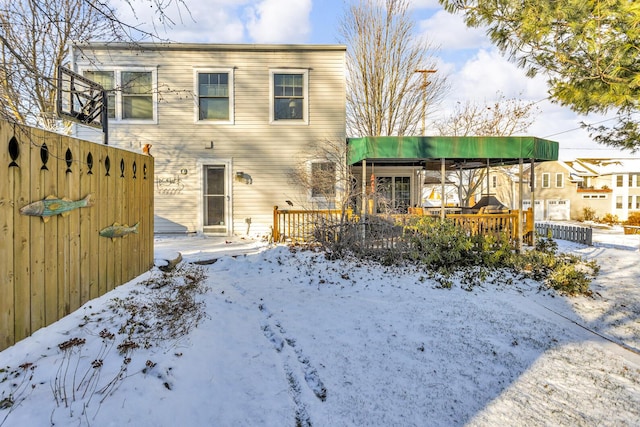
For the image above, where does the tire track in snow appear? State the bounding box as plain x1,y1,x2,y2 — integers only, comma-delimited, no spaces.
259,303,327,426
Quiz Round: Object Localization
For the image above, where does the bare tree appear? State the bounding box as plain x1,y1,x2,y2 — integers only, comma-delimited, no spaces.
0,1,117,129
434,92,539,206
0,0,191,131
339,0,448,137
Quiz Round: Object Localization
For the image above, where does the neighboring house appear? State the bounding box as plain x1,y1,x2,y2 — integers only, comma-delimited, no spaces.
70,43,346,236
490,158,640,221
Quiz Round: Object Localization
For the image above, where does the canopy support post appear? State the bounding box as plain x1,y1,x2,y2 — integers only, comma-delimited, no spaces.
440,158,445,220
361,159,367,243
530,158,536,247
518,158,524,251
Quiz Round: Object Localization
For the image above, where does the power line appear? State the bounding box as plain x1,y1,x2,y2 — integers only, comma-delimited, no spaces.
542,116,620,138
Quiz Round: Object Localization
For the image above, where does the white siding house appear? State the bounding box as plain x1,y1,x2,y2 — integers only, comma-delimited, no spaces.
70,43,346,237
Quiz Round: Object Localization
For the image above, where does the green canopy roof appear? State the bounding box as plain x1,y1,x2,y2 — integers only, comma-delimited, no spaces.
347,136,559,168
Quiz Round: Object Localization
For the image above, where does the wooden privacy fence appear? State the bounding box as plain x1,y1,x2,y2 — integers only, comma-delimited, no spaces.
535,223,592,246
0,120,154,351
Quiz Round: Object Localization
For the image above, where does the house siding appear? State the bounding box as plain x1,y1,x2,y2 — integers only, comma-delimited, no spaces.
72,43,346,236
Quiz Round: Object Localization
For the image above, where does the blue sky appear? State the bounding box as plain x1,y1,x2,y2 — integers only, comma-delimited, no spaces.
115,0,631,159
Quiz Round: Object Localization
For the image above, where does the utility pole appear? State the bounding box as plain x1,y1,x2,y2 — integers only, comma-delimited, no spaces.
414,69,437,136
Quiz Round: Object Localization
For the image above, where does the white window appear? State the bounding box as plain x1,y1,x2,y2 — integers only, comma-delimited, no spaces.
194,68,234,123
270,69,309,124
491,175,497,188
542,173,550,188
83,70,115,118
555,173,564,188
616,196,623,209
616,175,624,187
310,161,336,199
82,67,157,123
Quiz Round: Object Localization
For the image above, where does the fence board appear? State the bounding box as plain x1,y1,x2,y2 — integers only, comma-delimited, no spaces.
13,127,31,342
535,223,592,246
28,129,48,331
0,120,154,351
0,120,15,348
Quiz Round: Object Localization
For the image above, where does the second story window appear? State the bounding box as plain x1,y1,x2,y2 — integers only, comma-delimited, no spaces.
81,67,157,123
616,175,624,187
556,173,564,188
542,173,550,188
83,70,115,118
271,69,308,123
122,71,153,120
196,69,233,122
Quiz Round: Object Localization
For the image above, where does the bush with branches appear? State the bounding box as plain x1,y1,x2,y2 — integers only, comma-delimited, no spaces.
312,217,598,296
624,211,640,226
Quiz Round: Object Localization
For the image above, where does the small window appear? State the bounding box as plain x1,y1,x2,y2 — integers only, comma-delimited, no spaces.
491,175,497,188
629,196,634,209
555,173,564,188
636,196,640,209
311,162,336,198
122,71,153,120
616,196,623,209
271,69,308,123
196,70,233,122
83,70,115,118
542,173,550,188
629,175,634,187
616,175,624,187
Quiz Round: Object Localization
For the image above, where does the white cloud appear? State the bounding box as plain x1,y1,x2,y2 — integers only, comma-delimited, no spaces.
452,49,548,101
409,0,442,9
435,49,629,158
419,10,491,51
113,0,250,43
245,0,312,43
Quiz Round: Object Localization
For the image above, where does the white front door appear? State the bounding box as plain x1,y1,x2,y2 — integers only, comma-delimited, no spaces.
203,164,230,235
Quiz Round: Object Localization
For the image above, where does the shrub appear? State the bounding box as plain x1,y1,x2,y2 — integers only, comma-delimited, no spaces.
310,215,597,296
581,207,597,222
624,211,640,226
600,213,619,226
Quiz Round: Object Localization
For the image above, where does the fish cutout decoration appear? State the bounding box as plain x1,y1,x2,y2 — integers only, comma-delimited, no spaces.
100,222,139,240
20,194,94,222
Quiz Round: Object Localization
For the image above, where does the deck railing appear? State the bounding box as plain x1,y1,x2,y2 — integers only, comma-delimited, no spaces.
272,206,535,247
272,206,353,242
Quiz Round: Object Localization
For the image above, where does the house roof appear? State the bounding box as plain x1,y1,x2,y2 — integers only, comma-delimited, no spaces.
347,136,559,170
72,42,346,52
574,158,640,175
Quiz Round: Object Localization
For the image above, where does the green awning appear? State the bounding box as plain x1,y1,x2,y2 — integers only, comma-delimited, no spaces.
347,136,559,168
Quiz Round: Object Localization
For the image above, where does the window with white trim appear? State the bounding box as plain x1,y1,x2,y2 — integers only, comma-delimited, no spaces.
82,68,157,122
270,69,308,123
616,196,623,209
83,70,115,118
542,173,550,188
195,68,233,123
616,175,624,187
310,161,336,198
122,71,153,119
555,173,564,188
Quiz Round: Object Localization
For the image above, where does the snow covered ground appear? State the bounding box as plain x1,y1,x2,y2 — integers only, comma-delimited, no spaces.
1,227,639,426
